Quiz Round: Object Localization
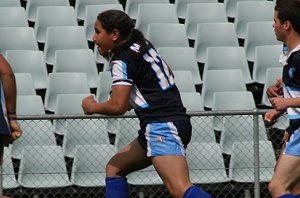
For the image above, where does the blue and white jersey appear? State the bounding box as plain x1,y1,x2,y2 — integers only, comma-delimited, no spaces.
109,41,189,127
283,44,300,132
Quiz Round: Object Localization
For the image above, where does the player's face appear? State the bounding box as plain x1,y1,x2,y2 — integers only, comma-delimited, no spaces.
93,20,115,59
273,11,286,42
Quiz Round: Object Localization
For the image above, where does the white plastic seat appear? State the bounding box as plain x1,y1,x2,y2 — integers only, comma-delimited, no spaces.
71,144,116,187
229,141,276,182
15,73,36,96
16,95,45,115
253,45,283,84
173,71,196,92
34,6,78,43
18,145,72,188
261,67,283,107
127,165,163,186
26,0,70,22
244,21,281,62
135,4,178,35
0,27,38,55
224,0,266,19
0,7,28,27
53,49,98,88
187,142,230,184
204,46,253,84
6,50,48,89
96,71,112,102
180,92,203,112
44,26,89,65
175,0,218,20
0,0,21,7
194,22,239,63
44,72,91,112
184,3,227,40
84,4,123,41
202,69,247,109
74,0,119,21
234,1,274,39
2,147,19,189
157,47,202,85
125,0,169,20
146,23,189,48
190,116,216,143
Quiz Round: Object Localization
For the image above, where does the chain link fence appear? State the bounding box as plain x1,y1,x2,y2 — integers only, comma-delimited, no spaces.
1,110,286,198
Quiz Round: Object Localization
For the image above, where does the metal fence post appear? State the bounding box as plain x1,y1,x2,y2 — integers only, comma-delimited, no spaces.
253,109,260,198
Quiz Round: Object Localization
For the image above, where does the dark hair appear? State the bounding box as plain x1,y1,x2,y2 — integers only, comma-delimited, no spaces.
97,10,148,56
275,0,300,35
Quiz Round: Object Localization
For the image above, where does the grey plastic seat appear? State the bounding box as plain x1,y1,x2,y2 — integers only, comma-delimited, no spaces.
244,21,281,62
53,49,98,88
6,50,48,89
44,26,89,65
157,47,202,85
180,92,203,112
184,3,227,40
34,6,78,43
147,23,189,48
175,0,218,20
0,0,21,7
194,22,239,63
2,147,19,189
173,70,196,92
253,45,283,84
84,4,123,41
18,145,72,188
0,7,28,27
71,144,116,187
135,4,178,35
202,69,247,109
16,95,45,115
25,0,70,22
234,1,274,39
96,71,112,102
204,46,253,84
187,142,231,184
229,141,276,182
74,0,119,21
125,0,169,20
224,0,266,19
44,72,91,112
261,67,283,107
0,27,38,55
15,73,36,96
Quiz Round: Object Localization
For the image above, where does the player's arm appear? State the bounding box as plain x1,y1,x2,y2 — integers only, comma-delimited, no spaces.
82,85,132,115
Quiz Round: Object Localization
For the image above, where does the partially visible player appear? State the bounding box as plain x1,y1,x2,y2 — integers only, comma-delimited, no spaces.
82,10,212,198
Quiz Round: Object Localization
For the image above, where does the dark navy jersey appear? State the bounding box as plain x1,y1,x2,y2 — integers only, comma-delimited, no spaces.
109,41,189,127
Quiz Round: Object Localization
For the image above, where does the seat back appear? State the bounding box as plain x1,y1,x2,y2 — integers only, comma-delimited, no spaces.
15,73,36,96
0,7,28,27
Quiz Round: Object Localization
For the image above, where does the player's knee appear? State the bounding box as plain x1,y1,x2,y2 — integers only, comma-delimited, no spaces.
268,178,287,195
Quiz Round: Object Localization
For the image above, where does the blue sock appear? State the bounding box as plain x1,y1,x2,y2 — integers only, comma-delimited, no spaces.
105,177,129,198
183,185,212,198
294,194,300,198
278,194,294,198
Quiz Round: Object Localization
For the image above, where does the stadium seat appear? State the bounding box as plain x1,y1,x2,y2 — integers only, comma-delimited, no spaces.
84,4,124,41
71,144,116,187
15,73,36,96
0,7,28,27
229,141,276,182
253,45,283,84
184,3,227,40
174,0,218,20
146,23,189,48
6,50,48,89
173,70,196,92
0,0,21,7
44,72,91,112
96,71,112,103
2,147,19,189
180,92,204,112
26,0,70,22
201,69,247,109
224,0,266,19
187,142,231,184
273,113,289,130
125,0,169,20
34,6,78,43
94,44,107,65
127,165,163,187
190,116,216,143
261,67,283,107
18,145,72,188
244,21,281,62
157,47,202,85
234,1,274,39
135,4,178,35
16,95,45,115
194,23,239,63
74,0,119,21
53,49,98,88
204,46,253,84
43,26,89,65
0,27,39,55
